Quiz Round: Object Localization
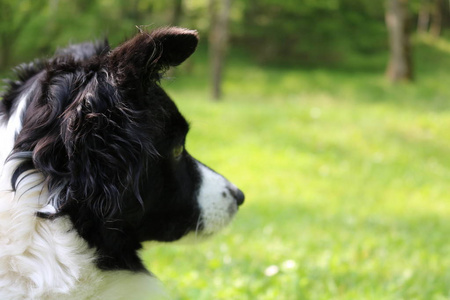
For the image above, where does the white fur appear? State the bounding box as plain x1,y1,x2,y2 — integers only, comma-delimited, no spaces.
0,88,30,175
0,159,168,300
196,163,238,235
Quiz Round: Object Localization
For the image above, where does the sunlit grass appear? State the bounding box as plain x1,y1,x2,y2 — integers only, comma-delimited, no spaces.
2,36,448,299
140,39,450,300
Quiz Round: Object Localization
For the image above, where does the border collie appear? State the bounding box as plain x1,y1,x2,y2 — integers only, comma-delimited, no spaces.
0,27,244,299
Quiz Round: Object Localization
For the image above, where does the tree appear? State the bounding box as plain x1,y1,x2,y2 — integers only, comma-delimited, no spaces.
385,0,413,82
172,0,183,26
417,0,431,33
209,0,231,100
430,0,444,37
417,0,445,36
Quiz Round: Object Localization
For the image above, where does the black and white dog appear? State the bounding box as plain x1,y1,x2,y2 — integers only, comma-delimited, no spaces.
0,27,244,299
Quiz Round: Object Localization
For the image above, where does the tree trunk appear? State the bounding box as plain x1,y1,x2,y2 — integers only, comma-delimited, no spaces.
385,0,413,82
172,0,183,26
430,0,443,37
209,0,231,100
417,0,430,33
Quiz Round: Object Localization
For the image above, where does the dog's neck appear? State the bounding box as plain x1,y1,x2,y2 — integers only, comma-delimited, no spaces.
0,160,167,300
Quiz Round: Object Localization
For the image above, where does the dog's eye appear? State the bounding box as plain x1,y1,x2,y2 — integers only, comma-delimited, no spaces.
173,145,184,159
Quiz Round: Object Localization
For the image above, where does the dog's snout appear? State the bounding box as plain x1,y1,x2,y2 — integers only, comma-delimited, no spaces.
227,186,245,206
195,162,244,234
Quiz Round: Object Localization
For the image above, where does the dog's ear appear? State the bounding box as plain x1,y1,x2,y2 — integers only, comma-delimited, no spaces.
60,77,156,218
109,27,198,84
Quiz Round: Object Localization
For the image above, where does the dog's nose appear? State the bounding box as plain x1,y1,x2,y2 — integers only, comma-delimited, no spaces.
227,186,245,206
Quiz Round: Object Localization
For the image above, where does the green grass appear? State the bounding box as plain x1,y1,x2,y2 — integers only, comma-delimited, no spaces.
140,38,450,299
1,35,448,299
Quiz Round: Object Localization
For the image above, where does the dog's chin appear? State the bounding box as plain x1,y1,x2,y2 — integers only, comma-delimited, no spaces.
162,223,236,245
175,232,218,245
142,208,239,247
141,204,239,247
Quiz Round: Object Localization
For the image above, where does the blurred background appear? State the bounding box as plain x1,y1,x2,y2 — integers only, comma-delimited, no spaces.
1,0,450,299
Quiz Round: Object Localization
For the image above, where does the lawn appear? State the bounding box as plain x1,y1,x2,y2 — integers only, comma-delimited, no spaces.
2,35,448,299
140,36,450,300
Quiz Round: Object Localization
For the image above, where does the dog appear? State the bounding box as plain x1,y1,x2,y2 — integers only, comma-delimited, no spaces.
0,27,244,299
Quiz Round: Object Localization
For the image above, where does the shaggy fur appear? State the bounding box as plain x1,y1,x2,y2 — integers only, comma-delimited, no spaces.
0,27,244,299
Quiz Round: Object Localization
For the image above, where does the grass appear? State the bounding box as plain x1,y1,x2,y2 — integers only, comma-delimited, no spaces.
1,35,448,300
140,37,450,300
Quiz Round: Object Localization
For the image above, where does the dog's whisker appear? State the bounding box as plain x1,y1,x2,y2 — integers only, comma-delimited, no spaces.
195,214,203,241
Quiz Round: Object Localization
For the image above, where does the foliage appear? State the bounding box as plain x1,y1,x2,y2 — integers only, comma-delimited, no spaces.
140,36,450,299
0,0,171,68
235,0,387,65
1,0,449,71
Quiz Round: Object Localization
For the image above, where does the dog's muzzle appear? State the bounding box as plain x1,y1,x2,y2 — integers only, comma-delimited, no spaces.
195,162,244,235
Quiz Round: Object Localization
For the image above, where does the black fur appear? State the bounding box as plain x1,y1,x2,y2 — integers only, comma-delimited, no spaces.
0,28,214,271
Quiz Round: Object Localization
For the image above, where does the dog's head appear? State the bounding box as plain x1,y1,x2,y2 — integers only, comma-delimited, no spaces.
8,27,244,270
